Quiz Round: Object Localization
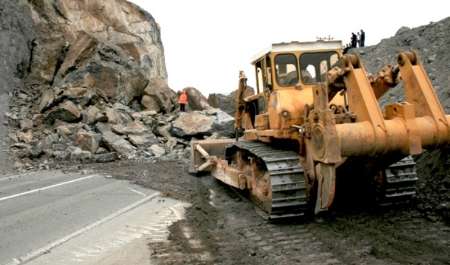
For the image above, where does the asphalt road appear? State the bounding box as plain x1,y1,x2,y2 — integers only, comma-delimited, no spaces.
0,170,187,265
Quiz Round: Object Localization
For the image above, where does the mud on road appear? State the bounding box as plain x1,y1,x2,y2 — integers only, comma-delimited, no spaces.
93,160,450,265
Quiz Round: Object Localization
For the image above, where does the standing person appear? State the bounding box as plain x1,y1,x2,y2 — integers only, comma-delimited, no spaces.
351,32,357,48
357,31,361,47
360,29,366,47
178,90,188,112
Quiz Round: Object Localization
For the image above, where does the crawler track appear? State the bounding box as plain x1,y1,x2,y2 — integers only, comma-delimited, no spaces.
228,141,309,220
377,156,418,206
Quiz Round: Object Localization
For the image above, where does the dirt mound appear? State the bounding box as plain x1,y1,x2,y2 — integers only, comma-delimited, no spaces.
352,17,450,221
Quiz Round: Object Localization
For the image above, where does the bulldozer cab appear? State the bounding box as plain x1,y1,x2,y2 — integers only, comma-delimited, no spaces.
252,40,342,93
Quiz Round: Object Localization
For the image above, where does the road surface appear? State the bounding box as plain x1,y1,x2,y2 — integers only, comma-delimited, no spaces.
0,170,187,265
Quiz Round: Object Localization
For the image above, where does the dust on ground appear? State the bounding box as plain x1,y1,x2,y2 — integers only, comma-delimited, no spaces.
92,160,450,265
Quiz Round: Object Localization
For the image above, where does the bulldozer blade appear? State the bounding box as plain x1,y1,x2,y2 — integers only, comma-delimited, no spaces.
190,138,235,174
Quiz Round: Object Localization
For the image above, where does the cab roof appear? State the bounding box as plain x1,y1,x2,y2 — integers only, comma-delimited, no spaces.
251,40,342,65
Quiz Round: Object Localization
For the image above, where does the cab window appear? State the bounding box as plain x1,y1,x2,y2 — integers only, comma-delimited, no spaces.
255,62,264,93
275,54,299,86
299,52,338,84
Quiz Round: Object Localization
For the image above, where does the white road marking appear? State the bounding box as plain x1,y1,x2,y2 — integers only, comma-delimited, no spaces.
0,174,100,203
6,192,161,265
128,187,147,197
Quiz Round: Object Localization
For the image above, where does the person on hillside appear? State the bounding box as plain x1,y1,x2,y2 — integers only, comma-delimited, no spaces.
178,90,188,112
360,29,366,47
351,32,357,48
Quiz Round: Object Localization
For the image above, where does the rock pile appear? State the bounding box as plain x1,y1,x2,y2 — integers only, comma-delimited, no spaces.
8,89,234,170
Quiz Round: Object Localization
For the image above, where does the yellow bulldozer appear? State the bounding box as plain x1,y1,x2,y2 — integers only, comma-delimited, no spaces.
190,40,450,220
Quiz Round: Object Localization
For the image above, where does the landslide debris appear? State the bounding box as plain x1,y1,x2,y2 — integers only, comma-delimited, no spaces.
4,0,234,171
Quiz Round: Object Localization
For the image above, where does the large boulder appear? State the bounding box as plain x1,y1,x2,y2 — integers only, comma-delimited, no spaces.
44,101,81,124
208,86,255,117
184,87,212,111
26,0,174,111
209,108,235,137
74,129,101,154
96,123,136,159
142,79,177,113
171,112,214,138
170,109,235,138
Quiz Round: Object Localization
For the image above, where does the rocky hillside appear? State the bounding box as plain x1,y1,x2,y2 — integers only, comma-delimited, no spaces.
356,17,450,111
3,0,233,171
353,17,450,221
0,1,36,173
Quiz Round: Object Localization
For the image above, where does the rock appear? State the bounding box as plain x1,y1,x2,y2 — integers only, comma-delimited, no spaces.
55,123,83,139
156,124,177,151
11,143,32,158
68,146,92,161
61,86,96,106
208,86,255,117
19,119,33,131
17,130,33,144
44,101,81,124
83,105,101,125
93,152,118,163
27,0,168,94
131,111,158,120
74,130,101,153
11,142,43,159
170,112,214,138
211,109,235,137
184,87,212,111
142,79,177,113
96,147,108,154
128,134,159,147
96,123,136,159
42,133,60,149
396,26,411,35
105,108,121,124
170,110,235,138
51,150,67,160
32,114,44,127
8,133,18,143
112,121,147,135
112,103,134,113
56,124,72,138
39,88,56,112
149,144,166,157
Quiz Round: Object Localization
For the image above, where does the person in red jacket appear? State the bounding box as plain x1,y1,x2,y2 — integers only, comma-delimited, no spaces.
178,90,188,112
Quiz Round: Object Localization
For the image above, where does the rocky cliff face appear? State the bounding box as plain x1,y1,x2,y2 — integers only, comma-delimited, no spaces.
0,1,36,173
26,0,175,112
0,1,35,95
